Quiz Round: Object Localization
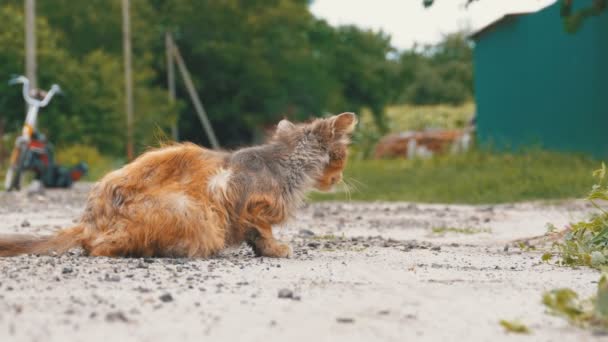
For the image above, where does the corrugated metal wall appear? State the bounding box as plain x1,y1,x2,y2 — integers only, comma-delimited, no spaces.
474,2,608,157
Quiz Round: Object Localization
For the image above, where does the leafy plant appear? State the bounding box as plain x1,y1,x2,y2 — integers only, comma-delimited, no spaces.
543,274,608,330
552,163,608,267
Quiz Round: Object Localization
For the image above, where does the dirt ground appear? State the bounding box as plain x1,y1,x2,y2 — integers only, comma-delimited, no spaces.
0,184,603,341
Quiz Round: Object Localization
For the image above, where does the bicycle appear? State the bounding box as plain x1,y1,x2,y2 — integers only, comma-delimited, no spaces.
4,76,87,191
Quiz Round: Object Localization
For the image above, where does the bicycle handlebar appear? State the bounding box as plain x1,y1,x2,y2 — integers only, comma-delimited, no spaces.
9,75,61,108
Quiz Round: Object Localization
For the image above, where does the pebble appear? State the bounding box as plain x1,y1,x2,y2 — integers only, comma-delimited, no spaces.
336,317,355,323
278,288,294,299
159,293,174,302
299,229,315,237
105,311,129,323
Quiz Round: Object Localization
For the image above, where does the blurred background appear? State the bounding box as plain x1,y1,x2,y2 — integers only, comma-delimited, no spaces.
0,0,606,203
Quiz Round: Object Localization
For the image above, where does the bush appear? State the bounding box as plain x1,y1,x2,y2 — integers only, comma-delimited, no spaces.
55,145,118,181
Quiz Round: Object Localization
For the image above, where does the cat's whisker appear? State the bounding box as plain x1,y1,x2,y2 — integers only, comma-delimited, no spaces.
345,176,366,189
340,178,353,201
344,176,363,193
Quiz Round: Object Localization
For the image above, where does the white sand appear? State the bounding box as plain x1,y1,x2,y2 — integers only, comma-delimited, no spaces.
0,185,601,341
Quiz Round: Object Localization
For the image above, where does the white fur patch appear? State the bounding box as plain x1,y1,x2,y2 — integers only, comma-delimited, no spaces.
208,167,232,199
167,192,192,213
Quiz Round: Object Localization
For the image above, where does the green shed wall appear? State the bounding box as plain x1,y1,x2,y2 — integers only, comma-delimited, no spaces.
474,2,608,157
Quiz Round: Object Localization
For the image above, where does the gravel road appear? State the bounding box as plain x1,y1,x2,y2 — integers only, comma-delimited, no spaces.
0,184,602,341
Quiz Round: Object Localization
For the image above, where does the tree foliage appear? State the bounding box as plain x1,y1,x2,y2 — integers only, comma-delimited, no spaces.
1,1,473,157
396,33,473,105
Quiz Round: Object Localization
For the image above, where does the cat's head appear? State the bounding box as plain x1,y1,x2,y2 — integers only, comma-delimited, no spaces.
274,112,358,191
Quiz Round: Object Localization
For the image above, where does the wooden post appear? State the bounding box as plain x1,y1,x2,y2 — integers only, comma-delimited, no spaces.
170,37,220,149
122,0,134,160
165,33,178,140
25,0,37,91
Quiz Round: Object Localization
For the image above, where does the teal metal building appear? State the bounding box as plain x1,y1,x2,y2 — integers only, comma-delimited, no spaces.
471,1,608,157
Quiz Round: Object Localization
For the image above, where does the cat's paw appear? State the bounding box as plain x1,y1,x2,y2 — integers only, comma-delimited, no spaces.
265,243,292,258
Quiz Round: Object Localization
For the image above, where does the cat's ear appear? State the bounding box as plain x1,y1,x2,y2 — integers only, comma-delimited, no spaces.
276,119,295,134
330,112,358,136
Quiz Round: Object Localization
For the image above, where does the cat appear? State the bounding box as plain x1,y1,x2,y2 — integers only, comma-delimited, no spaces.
0,113,357,259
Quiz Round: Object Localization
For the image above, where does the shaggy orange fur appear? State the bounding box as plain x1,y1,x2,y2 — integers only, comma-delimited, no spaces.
0,113,357,258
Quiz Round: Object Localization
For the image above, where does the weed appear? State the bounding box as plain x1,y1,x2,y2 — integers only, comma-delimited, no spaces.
543,274,608,330
551,163,608,267
499,319,531,334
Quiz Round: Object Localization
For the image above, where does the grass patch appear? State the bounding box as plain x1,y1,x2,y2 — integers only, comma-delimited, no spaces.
543,274,608,330
431,226,491,235
312,234,340,241
311,150,599,204
499,319,531,334
384,103,474,132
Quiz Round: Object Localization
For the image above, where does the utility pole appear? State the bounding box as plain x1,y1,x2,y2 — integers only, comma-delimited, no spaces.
122,0,134,160
170,36,220,149
165,32,178,140
25,0,37,91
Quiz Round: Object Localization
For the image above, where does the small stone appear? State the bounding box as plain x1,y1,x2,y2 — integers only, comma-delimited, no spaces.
336,317,355,323
20,220,31,227
431,246,441,251
62,267,73,274
278,288,293,299
104,274,121,282
312,210,325,218
307,242,320,249
299,229,315,237
159,293,173,302
105,311,129,323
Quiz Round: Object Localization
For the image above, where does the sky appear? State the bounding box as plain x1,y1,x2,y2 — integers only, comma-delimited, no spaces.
310,0,556,50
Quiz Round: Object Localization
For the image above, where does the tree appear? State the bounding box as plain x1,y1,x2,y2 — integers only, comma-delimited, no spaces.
0,4,172,156
2,0,401,153
395,33,473,105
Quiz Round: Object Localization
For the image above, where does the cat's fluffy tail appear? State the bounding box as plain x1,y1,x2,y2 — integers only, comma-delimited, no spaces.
0,225,85,257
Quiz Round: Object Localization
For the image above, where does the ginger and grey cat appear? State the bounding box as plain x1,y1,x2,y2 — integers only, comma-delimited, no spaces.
0,113,357,258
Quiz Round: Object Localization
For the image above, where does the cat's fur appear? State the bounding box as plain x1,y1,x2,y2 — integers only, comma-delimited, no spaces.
0,113,357,258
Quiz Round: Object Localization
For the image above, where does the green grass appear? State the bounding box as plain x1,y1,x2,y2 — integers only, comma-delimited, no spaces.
311,150,601,204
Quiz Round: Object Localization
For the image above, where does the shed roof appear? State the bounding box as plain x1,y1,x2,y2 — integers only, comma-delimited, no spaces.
470,0,557,40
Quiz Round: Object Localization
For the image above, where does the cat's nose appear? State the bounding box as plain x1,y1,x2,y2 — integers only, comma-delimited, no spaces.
331,175,341,184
